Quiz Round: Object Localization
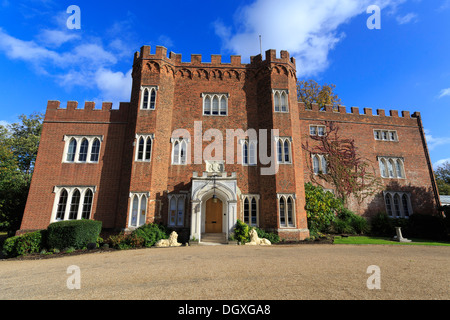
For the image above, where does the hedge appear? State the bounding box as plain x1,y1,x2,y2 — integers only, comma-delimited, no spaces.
47,220,102,250
2,230,46,258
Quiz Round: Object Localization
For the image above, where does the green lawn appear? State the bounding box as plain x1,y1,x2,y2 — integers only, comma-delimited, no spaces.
333,236,450,246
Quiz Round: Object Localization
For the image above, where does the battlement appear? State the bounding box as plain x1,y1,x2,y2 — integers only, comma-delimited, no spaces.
134,45,296,69
298,102,421,126
44,100,130,123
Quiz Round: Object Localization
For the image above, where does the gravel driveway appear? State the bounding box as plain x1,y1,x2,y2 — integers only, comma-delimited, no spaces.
0,244,448,300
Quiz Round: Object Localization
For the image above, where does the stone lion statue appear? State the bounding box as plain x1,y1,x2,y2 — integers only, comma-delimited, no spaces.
245,229,271,246
155,231,182,247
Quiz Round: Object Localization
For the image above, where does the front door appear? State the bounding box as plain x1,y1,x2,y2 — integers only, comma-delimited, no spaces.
205,198,223,233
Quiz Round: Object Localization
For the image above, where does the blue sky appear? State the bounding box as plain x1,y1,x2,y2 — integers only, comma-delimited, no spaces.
0,0,449,167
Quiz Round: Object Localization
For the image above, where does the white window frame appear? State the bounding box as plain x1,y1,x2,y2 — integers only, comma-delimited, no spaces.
277,194,296,228
273,89,289,113
378,156,406,179
171,138,190,165
312,154,328,175
202,93,228,116
241,194,260,227
51,186,96,223
239,139,258,166
168,194,186,227
309,125,326,137
135,134,154,162
140,86,158,110
63,135,103,164
276,137,292,164
374,129,398,142
128,192,149,228
383,191,413,218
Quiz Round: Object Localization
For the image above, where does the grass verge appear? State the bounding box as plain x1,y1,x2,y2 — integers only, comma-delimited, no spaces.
333,236,450,246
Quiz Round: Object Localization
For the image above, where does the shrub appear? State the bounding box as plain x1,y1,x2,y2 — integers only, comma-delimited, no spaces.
254,227,280,244
47,220,102,250
304,183,342,234
131,223,168,247
407,214,447,240
234,220,249,244
370,212,394,236
331,208,369,235
2,230,46,258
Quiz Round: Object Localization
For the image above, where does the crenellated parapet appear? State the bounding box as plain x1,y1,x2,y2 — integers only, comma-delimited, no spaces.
298,102,421,126
44,100,130,123
133,45,297,81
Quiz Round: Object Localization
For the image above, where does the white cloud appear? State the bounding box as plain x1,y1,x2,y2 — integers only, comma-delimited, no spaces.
215,0,407,77
425,129,450,151
0,26,132,102
396,12,418,24
439,88,450,98
0,120,10,128
36,29,81,47
94,68,133,106
434,158,450,168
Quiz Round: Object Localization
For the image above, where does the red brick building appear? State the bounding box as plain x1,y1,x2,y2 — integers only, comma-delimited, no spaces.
18,46,441,241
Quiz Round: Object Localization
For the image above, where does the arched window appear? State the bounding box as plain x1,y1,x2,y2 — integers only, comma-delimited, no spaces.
243,142,249,165
251,198,257,226
281,92,287,112
313,155,320,174
274,92,280,112
396,160,404,178
287,197,294,227
204,96,211,115
145,137,152,161
212,96,219,115
393,194,401,218
249,142,256,165
321,156,328,174
78,139,89,162
81,189,93,219
180,141,187,164
402,194,410,217
385,194,393,217
149,89,156,109
56,189,68,220
220,97,227,115
131,195,139,227
388,160,395,178
380,159,388,178
139,196,147,226
243,198,250,225
277,140,283,163
142,88,149,109
169,197,177,226
90,139,100,162
279,197,286,227
177,197,185,226
68,189,81,220
67,139,77,162
138,137,145,161
284,140,290,162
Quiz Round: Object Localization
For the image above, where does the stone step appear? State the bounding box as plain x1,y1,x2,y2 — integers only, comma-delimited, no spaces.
201,233,227,244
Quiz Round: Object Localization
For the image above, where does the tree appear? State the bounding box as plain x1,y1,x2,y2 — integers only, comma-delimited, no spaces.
302,121,382,205
297,79,342,109
435,161,450,195
0,113,43,235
